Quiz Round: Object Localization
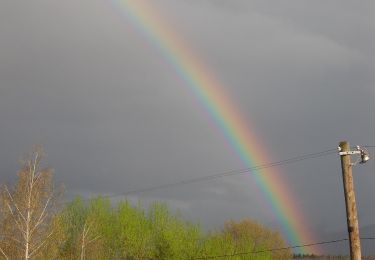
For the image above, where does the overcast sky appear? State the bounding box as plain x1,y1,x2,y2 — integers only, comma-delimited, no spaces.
1,0,374,254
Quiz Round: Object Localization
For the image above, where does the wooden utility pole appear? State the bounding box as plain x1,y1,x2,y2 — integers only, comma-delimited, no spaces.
339,141,362,260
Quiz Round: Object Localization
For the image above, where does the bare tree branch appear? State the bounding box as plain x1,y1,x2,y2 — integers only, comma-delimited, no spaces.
79,220,101,260
87,235,100,246
28,230,53,258
4,186,27,224
0,246,9,260
30,195,52,235
5,201,26,239
2,236,24,247
1,147,61,259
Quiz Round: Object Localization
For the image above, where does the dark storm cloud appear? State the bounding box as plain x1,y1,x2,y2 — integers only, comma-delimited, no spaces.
0,0,374,253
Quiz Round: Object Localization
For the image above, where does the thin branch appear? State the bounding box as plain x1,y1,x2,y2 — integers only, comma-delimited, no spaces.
83,222,91,238
2,236,24,247
32,153,39,179
4,186,27,223
80,220,100,260
34,171,42,184
30,195,52,234
5,201,26,238
87,236,100,246
28,230,53,258
30,214,47,236
0,237,25,252
0,246,8,260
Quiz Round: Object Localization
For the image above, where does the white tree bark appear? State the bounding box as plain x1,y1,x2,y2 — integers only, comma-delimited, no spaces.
1,148,58,259
80,221,100,260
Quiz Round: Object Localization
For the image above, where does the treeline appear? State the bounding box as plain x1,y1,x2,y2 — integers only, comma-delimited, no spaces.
0,148,290,259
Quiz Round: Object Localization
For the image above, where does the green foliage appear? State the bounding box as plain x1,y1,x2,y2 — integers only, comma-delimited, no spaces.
147,203,201,259
47,197,291,259
196,218,285,260
223,218,290,259
0,150,292,259
114,200,152,259
3,194,291,259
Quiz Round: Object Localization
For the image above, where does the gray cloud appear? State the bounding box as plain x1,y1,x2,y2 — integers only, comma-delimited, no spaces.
1,0,374,254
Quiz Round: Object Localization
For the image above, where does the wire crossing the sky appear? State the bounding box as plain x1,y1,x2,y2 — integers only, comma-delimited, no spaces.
87,145,375,200
194,237,375,259
102,148,338,199
79,146,375,256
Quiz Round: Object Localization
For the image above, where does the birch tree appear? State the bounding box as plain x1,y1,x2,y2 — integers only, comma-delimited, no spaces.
0,147,61,259
79,220,101,260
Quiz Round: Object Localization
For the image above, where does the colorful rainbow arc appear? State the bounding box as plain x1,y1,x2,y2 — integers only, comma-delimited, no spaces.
112,0,319,254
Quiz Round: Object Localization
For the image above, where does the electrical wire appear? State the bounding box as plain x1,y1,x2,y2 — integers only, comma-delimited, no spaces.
77,146,375,258
100,148,337,199
86,145,374,200
77,146,374,259
194,237,375,259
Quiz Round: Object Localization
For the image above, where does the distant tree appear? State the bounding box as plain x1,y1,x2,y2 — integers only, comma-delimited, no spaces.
0,149,302,260
79,219,101,260
55,199,203,259
147,203,201,259
114,200,153,259
0,147,62,259
54,196,109,259
199,231,237,258
223,218,291,259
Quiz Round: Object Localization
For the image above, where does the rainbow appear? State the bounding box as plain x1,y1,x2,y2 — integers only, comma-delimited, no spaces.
112,0,319,254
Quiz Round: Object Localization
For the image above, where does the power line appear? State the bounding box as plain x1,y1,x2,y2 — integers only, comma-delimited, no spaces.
361,237,375,240
85,145,373,200
194,237,375,259
101,148,337,199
